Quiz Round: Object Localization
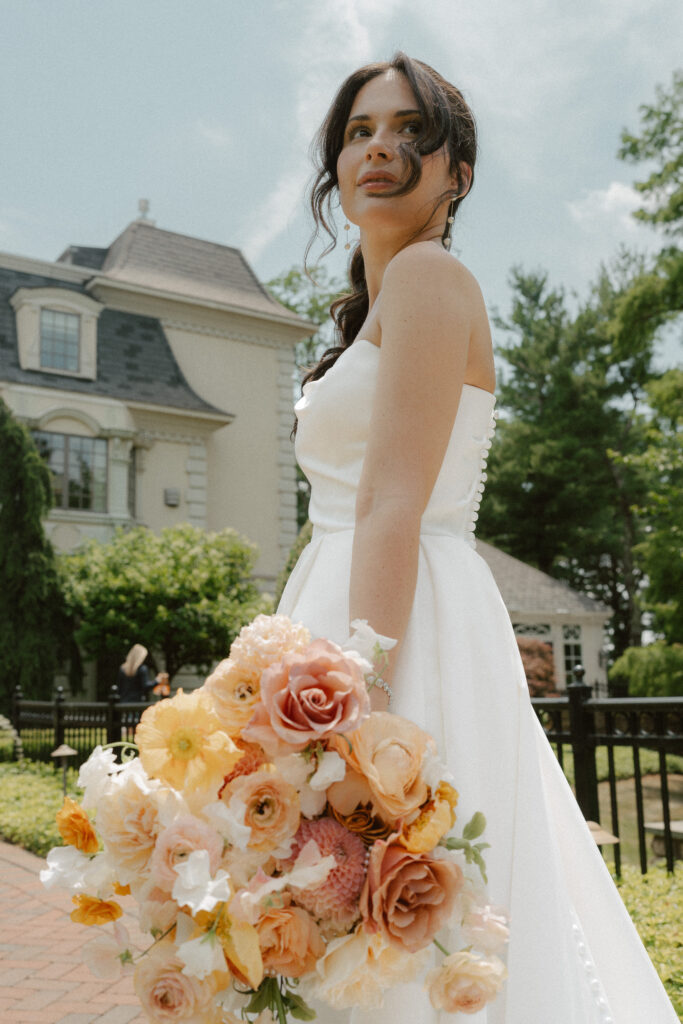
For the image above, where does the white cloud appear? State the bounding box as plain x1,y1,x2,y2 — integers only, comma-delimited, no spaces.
567,181,643,233
195,118,231,149
243,0,408,260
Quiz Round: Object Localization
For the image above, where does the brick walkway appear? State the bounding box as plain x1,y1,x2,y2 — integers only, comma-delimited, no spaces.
0,841,146,1024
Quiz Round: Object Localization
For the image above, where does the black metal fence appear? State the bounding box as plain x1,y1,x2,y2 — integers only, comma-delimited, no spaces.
533,672,683,875
9,684,146,766
7,675,683,876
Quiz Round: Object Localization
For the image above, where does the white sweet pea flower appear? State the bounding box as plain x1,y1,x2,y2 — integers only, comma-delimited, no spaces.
344,619,397,662
40,846,91,891
203,798,252,851
172,849,231,914
82,923,132,979
175,911,226,979
421,747,453,791
272,752,310,789
78,745,120,810
229,840,336,925
298,786,327,819
309,750,346,791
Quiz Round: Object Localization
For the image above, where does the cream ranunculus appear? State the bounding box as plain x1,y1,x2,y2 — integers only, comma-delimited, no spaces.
255,899,325,978
330,712,434,824
204,659,262,737
220,765,300,854
304,928,429,1010
426,951,508,1014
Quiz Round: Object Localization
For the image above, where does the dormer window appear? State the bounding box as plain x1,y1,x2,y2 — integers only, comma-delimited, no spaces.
40,309,81,372
10,287,102,380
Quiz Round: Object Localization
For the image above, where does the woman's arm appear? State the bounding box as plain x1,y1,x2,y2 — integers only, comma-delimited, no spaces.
349,244,480,704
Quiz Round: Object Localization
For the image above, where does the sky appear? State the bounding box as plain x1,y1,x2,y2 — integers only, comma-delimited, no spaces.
1,0,681,361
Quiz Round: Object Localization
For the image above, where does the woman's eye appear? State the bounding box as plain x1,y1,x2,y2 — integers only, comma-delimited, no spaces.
348,125,371,140
402,121,421,135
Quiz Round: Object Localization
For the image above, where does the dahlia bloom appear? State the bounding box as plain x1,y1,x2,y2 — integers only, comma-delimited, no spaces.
283,818,367,930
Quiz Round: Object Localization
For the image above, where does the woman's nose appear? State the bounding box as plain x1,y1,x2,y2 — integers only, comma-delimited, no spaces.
365,130,394,161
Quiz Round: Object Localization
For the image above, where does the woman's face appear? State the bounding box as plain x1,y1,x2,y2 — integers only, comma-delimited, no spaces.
336,70,458,241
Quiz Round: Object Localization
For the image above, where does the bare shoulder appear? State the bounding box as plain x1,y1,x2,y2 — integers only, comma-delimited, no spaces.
379,243,484,322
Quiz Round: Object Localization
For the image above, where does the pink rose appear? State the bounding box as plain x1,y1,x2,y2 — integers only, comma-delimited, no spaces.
360,840,464,953
243,639,370,754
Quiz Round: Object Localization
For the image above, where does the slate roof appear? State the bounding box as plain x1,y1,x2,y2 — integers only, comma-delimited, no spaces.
58,221,303,322
0,266,228,418
477,539,609,616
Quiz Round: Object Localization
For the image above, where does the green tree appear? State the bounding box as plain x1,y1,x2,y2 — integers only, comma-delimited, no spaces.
267,264,347,527
60,524,272,693
479,265,652,656
0,399,66,709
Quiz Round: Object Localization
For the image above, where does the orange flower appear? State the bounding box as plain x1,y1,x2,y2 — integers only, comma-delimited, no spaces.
221,766,300,853
330,712,433,824
136,688,241,793
71,894,123,926
397,782,459,854
256,900,325,977
56,797,99,854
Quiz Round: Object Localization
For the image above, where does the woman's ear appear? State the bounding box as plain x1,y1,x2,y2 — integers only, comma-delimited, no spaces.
454,162,473,198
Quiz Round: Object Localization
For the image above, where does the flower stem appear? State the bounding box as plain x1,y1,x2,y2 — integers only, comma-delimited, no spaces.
433,938,451,957
272,980,288,1024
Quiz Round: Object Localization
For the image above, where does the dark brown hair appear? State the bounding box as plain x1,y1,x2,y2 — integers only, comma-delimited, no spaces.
299,53,477,397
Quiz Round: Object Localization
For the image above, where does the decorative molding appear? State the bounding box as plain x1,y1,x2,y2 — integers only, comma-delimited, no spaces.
161,317,299,349
0,251,91,284
30,406,102,436
185,440,208,528
276,346,299,566
10,287,103,381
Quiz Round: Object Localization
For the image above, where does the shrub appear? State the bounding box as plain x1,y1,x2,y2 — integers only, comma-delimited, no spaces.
610,642,683,697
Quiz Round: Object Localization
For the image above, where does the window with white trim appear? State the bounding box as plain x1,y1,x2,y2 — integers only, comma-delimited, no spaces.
40,309,81,372
562,624,583,679
34,430,107,512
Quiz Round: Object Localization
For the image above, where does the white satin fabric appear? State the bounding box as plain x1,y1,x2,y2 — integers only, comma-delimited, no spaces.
278,339,678,1023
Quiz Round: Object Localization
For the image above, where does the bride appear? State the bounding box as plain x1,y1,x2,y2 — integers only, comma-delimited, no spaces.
278,53,678,1023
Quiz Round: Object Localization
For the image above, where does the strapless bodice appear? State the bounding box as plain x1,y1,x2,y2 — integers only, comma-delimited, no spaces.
294,339,496,546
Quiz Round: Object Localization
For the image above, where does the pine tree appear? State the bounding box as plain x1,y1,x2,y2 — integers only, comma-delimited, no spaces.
0,399,65,709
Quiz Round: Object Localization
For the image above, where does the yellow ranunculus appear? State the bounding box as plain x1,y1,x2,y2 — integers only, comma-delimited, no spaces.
397,782,459,854
56,796,99,854
216,911,264,990
135,688,241,793
71,894,123,926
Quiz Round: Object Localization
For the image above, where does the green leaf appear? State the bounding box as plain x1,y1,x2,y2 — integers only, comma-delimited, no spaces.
462,812,487,841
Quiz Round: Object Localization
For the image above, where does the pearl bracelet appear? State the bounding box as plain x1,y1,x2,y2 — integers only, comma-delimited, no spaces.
372,676,394,705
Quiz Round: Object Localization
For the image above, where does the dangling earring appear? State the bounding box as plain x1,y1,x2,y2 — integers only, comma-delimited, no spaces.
442,197,458,251
344,222,351,250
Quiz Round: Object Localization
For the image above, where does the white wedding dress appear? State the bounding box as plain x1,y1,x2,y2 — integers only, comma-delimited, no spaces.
277,338,678,1024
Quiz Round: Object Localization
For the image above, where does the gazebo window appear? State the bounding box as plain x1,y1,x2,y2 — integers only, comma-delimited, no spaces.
563,624,583,678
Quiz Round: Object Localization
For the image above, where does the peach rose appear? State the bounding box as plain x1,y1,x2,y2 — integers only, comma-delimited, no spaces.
426,951,508,1014
329,712,433,824
256,900,325,977
56,796,99,854
462,904,510,954
151,816,224,891
360,840,464,953
133,939,221,1023
221,766,300,853
243,639,370,754
204,659,262,737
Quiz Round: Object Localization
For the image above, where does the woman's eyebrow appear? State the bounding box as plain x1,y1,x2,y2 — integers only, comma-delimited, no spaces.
346,108,421,124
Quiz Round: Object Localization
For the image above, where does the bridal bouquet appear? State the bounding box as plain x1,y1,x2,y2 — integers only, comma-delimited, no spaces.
42,614,509,1022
